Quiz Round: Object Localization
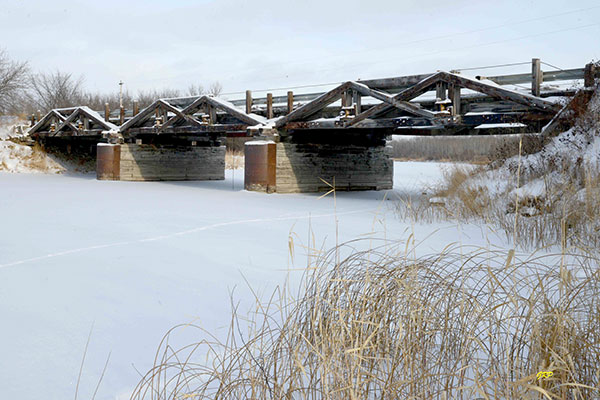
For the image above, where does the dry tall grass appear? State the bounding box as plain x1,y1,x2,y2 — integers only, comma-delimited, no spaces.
225,149,244,170
391,134,543,163
130,242,600,400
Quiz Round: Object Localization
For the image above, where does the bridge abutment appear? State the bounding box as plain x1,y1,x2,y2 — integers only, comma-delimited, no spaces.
96,143,225,181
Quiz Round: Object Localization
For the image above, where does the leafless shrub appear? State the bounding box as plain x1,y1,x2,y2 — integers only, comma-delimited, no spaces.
29,70,85,111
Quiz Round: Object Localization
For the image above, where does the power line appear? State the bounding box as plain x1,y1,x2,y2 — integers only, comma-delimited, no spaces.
159,5,600,90
455,62,531,72
221,22,598,98
541,61,565,71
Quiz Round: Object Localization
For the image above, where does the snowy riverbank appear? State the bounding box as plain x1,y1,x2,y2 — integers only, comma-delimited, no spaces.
0,162,510,400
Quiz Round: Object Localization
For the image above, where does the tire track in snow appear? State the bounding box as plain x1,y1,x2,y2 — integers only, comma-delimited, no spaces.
0,207,380,268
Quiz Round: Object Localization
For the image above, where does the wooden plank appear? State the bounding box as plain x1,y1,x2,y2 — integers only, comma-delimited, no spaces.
105,103,110,122
133,101,139,116
532,58,542,97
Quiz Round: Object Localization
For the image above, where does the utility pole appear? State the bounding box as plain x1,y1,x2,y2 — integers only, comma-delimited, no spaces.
119,80,125,125
119,80,124,108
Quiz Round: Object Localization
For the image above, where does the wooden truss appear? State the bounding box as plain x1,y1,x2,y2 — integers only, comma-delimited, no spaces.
273,71,562,130
119,95,266,135
29,106,119,137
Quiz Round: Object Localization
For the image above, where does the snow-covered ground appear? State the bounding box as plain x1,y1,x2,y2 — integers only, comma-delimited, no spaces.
0,163,510,400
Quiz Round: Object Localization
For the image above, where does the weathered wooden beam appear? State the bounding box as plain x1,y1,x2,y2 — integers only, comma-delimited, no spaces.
120,106,125,125
105,103,110,122
436,82,447,100
348,81,437,119
532,58,542,97
53,109,83,135
266,93,273,119
120,101,161,132
157,100,203,133
442,72,560,112
584,62,597,87
287,91,294,114
208,104,217,124
448,84,461,116
353,90,361,114
246,90,252,114
275,82,351,128
133,101,139,116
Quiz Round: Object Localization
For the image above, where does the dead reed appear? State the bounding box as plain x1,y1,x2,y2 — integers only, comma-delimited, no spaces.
129,242,600,400
225,148,244,170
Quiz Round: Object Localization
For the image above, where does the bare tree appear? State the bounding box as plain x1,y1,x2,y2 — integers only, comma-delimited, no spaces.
0,49,29,115
207,81,223,96
135,88,182,108
29,70,85,111
187,84,204,96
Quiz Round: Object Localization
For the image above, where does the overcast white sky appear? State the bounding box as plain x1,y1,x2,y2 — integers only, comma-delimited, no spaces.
1,0,599,99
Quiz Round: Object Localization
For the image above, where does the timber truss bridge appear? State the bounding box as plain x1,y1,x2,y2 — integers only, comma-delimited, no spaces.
24,59,599,191
29,59,598,144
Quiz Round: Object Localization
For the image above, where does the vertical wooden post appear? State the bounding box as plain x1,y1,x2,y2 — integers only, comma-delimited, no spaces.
449,84,461,116
266,93,273,119
584,63,596,87
120,106,125,125
30,114,35,127
104,103,110,122
532,58,542,97
208,104,217,124
353,90,361,115
133,100,139,116
287,91,294,114
245,90,252,114
342,90,353,108
435,82,447,100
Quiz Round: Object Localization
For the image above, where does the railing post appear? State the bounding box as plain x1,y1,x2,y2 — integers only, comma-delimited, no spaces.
133,100,139,116
584,63,596,88
266,93,273,119
532,58,542,97
245,90,252,114
119,106,125,125
104,103,110,122
287,91,294,114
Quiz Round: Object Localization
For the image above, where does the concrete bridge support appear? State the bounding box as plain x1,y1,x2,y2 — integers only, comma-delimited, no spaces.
97,143,225,181
245,131,393,193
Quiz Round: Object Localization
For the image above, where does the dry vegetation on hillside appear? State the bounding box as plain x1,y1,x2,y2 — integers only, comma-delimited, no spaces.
397,86,600,249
